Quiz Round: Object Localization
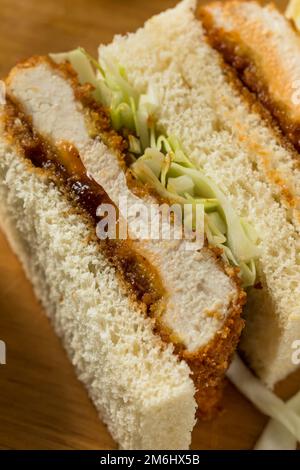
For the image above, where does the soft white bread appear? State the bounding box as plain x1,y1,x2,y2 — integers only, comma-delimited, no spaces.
0,117,196,450
99,0,300,387
5,57,244,416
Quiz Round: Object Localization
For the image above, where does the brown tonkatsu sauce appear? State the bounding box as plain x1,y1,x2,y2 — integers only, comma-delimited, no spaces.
3,97,165,311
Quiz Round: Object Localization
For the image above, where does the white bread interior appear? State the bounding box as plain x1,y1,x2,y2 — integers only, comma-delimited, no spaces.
99,0,300,387
0,120,197,450
6,60,240,355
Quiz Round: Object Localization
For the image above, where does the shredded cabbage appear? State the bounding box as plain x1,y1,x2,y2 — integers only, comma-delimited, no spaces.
51,48,259,287
255,389,300,450
227,356,300,443
49,49,101,102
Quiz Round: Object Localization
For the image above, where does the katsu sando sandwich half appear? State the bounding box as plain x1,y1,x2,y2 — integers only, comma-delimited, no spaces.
200,0,300,152
0,67,246,450
0,11,261,450
96,0,300,389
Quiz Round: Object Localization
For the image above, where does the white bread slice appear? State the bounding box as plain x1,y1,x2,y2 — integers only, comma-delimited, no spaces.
199,0,300,152
99,0,300,387
5,57,244,417
0,115,197,450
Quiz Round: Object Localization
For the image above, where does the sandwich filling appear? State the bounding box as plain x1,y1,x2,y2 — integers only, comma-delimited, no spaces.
52,48,259,288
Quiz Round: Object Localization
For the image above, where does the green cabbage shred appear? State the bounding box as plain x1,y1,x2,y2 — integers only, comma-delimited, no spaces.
51,48,259,287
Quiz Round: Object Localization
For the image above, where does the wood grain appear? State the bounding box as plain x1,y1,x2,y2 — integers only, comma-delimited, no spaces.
0,0,298,450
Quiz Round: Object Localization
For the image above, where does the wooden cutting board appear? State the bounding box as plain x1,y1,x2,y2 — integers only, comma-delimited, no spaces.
0,0,299,450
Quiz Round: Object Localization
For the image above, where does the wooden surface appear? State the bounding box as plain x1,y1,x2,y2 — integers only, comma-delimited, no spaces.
0,0,298,450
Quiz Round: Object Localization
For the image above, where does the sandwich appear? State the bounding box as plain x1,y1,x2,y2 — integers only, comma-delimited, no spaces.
0,8,254,450
95,0,300,389
0,0,299,450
